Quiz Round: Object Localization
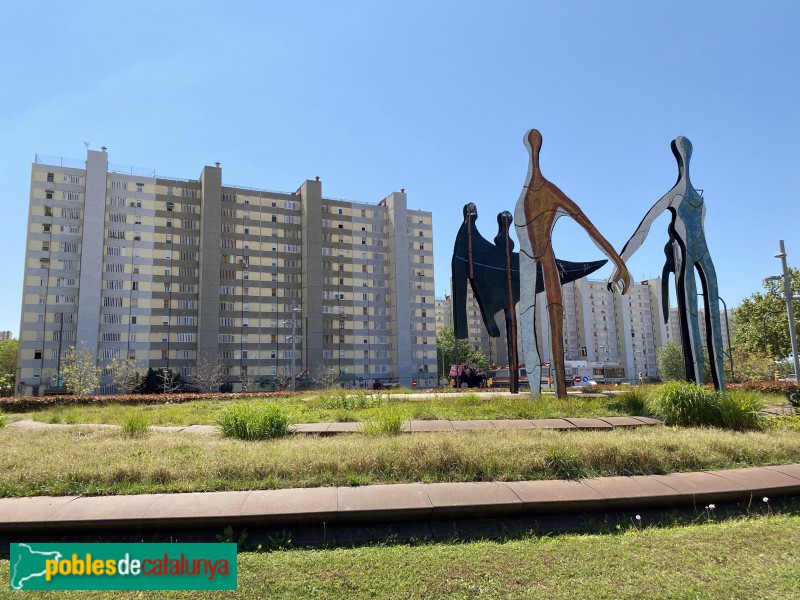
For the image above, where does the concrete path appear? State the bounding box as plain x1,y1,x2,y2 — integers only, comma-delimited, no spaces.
8,416,663,436
1,464,798,536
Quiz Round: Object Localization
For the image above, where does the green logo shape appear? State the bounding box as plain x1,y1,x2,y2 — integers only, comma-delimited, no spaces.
10,543,237,591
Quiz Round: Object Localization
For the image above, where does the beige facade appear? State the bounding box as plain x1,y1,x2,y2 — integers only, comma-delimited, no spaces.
17,150,436,395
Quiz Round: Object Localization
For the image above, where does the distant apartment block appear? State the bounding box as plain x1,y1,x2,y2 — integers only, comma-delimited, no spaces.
17,149,437,395
665,306,734,354
0,331,12,341
437,277,670,383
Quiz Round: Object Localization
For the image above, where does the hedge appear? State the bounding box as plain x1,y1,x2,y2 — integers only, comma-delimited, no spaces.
726,381,800,397
0,391,299,413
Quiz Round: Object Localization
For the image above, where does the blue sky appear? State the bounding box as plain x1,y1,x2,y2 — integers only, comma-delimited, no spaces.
1,1,798,337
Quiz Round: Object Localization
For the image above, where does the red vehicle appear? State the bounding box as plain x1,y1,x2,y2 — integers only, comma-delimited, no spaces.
448,364,486,388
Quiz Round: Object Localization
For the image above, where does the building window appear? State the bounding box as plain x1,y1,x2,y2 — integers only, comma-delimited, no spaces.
46,172,54,182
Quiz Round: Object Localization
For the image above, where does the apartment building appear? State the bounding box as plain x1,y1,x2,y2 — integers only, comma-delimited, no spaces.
17,149,437,395
437,277,669,383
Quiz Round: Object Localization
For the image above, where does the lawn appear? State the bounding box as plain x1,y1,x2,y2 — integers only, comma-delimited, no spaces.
1,513,798,598
15,390,646,427
2,426,800,497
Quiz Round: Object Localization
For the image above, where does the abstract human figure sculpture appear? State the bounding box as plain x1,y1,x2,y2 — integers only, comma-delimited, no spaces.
609,136,725,390
452,203,607,393
514,129,632,399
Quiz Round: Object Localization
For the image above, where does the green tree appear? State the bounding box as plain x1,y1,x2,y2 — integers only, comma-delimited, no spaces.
108,357,143,394
656,342,712,383
0,339,18,397
732,267,800,361
61,346,101,395
436,326,488,378
656,342,685,381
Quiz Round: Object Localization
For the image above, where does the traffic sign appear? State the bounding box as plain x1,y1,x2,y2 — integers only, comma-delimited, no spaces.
573,376,582,383
582,376,589,383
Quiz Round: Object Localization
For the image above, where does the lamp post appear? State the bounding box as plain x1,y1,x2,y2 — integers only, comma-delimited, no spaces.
239,259,248,390
283,302,301,392
766,240,800,380
338,240,342,382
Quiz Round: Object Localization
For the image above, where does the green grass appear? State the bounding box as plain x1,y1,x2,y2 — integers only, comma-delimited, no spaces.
120,410,150,438
2,425,800,497
1,513,799,598
23,391,647,427
361,406,404,436
610,388,649,415
217,402,291,440
645,382,768,430
0,409,6,428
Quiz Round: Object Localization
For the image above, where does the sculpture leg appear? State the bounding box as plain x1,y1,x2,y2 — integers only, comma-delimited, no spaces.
678,260,705,384
517,249,541,398
697,255,726,391
505,309,519,394
541,249,567,398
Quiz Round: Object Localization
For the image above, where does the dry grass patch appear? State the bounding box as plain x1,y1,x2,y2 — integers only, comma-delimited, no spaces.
2,426,800,497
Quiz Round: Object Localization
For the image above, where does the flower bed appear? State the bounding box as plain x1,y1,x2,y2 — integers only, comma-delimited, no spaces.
0,391,298,413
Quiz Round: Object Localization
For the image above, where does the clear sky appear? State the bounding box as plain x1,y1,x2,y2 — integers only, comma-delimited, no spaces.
1,1,798,337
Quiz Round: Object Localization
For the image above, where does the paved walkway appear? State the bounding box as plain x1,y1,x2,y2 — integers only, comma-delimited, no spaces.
8,416,663,436
1,464,798,537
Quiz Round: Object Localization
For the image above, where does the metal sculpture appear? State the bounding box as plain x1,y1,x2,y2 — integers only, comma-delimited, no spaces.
514,129,632,398
452,202,607,393
609,136,725,390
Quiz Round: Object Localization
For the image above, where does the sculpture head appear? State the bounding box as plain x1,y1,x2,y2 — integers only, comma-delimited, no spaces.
524,129,543,152
462,203,478,221
497,211,513,228
671,136,693,178
523,129,543,176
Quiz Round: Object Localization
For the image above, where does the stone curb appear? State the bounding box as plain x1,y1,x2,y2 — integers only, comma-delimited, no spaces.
8,416,663,436
1,465,798,534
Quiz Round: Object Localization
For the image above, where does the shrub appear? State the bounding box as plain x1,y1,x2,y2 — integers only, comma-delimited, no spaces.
612,388,650,415
361,407,404,436
217,402,291,440
121,411,150,437
648,381,722,428
648,382,767,430
718,390,767,431
0,410,6,428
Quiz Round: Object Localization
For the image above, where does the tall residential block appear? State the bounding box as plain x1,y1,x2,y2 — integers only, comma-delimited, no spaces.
17,150,436,395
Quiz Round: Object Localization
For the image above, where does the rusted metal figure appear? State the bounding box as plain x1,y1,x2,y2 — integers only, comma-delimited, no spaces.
514,129,631,398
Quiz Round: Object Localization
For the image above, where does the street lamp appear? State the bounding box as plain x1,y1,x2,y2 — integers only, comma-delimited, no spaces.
766,239,800,380
283,302,301,391
338,240,342,382
239,259,248,390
